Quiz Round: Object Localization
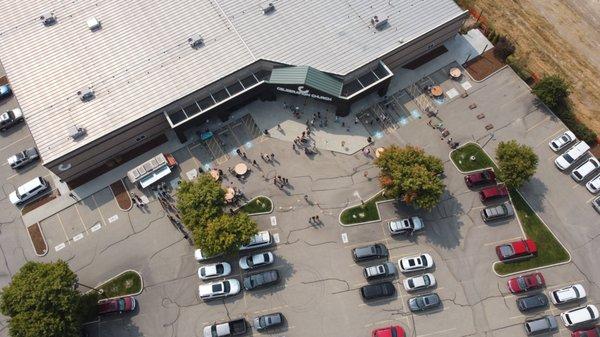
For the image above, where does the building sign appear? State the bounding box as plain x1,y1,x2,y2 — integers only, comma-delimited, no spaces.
276,86,333,102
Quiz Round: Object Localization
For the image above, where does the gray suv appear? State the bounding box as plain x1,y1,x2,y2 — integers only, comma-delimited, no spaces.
524,315,558,335
517,293,548,312
352,244,388,262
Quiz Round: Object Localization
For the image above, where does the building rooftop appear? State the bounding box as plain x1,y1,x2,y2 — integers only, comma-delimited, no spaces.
0,0,465,163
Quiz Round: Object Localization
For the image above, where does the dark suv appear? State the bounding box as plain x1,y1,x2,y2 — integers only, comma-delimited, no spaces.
352,244,388,262
360,282,396,300
243,270,279,291
517,293,549,312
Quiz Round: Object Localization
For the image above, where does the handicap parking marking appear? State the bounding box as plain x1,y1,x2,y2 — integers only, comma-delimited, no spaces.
341,233,348,244
54,242,66,252
108,214,118,223
73,233,84,242
270,216,277,226
90,222,102,232
273,233,280,244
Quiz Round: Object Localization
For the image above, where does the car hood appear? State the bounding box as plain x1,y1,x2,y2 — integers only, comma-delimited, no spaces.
9,191,20,205
7,155,18,165
555,156,569,169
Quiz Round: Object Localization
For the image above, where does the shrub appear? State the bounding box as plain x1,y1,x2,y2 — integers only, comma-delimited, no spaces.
533,75,572,110
493,36,516,60
506,55,533,83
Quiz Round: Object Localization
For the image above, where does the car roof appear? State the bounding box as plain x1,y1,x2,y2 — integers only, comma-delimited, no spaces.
17,177,44,194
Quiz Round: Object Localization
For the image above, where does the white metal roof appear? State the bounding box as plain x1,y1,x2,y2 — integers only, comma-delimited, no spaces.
0,0,465,163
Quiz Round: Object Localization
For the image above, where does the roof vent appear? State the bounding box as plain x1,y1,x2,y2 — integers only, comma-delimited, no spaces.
262,3,276,14
86,17,101,31
68,125,86,140
77,88,95,102
40,12,57,26
371,16,389,30
188,34,204,49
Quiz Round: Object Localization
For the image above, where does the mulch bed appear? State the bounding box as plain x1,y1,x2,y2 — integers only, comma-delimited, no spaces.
110,179,132,211
21,189,60,215
27,223,47,256
464,50,506,81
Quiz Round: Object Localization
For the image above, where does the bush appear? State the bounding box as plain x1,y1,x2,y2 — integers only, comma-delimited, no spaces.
506,55,533,83
533,75,571,110
493,36,516,60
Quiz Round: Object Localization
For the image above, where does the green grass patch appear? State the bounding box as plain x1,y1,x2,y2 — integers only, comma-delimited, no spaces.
97,271,142,298
450,143,496,172
340,192,393,225
240,196,272,214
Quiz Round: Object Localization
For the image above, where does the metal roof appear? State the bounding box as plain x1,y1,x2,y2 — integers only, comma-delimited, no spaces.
0,0,466,163
269,66,343,97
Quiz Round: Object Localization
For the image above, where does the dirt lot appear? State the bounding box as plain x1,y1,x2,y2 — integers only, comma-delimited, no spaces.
463,0,600,133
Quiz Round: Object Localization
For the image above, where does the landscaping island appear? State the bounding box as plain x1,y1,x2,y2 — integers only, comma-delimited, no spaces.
97,270,143,299
339,192,393,225
240,196,273,215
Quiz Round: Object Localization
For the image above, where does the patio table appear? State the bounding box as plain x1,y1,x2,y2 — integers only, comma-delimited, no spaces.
234,163,248,175
431,85,443,97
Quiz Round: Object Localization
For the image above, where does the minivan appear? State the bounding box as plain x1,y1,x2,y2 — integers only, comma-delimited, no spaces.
9,177,49,206
352,243,388,262
571,157,600,182
524,315,558,335
239,231,272,251
555,141,590,171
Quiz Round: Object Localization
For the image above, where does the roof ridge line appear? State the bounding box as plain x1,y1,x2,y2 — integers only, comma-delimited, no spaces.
212,0,256,61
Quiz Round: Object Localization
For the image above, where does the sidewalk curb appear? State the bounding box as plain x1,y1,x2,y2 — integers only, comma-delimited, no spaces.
236,196,274,215
94,269,144,301
338,189,395,227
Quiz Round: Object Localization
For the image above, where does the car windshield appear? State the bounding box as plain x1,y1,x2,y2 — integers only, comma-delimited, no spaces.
118,299,125,311
407,218,414,227
423,275,430,285
563,154,575,163
216,264,224,273
517,277,526,289
407,279,414,287
420,254,427,262
223,281,230,292
500,245,514,257
200,268,206,276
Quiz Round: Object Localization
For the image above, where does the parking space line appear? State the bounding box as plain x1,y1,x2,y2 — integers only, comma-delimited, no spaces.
73,204,89,234
0,134,31,151
6,173,18,180
483,236,523,246
91,194,108,228
547,279,585,290
55,213,71,244
417,327,456,337
587,195,596,203
535,128,565,148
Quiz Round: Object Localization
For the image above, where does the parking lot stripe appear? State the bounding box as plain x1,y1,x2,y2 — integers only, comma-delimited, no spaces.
0,134,31,151
55,213,71,243
73,204,89,234
526,116,550,132
6,173,18,180
587,195,596,203
91,194,108,228
417,327,456,337
483,236,523,246
535,128,565,148
546,279,585,290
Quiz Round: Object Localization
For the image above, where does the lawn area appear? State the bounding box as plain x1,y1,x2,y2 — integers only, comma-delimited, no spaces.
450,143,496,172
450,143,570,275
340,192,393,225
97,270,143,299
240,196,272,214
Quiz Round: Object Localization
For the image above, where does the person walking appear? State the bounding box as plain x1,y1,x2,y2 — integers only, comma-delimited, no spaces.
270,153,275,160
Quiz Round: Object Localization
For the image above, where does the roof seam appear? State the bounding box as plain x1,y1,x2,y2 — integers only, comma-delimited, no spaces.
212,0,256,61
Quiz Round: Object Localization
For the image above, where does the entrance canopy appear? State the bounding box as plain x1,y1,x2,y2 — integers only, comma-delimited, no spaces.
269,66,343,98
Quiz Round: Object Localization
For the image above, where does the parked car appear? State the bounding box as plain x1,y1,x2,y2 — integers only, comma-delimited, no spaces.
572,157,600,182
549,284,586,305
481,202,514,222
363,262,396,281
398,253,434,273
198,279,240,300
194,249,223,262
555,141,590,171
479,185,509,202
372,325,406,337
253,312,284,331
496,239,537,261
7,147,39,169
360,282,396,301
586,174,600,194
0,84,11,99
407,293,441,312
198,262,232,280
561,305,599,327
9,176,49,206
203,318,247,337
571,327,600,337
388,217,424,235
508,273,545,294
402,273,436,292
239,251,274,270
243,270,279,291
464,169,496,187
593,196,600,214
524,315,559,336
549,131,576,152
0,108,24,131
352,243,388,262
516,293,549,312
98,296,136,315
239,230,272,251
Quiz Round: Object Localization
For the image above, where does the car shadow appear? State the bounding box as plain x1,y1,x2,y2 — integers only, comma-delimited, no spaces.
240,254,295,299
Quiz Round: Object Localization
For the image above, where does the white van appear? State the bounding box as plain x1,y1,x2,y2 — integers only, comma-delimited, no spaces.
239,231,272,251
9,177,49,206
572,157,600,182
555,141,590,171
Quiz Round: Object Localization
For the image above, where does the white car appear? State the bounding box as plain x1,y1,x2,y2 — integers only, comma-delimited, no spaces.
388,217,424,235
403,273,436,291
555,141,590,171
560,304,599,327
549,131,576,152
198,279,240,301
586,173,600,194
549,284,586,305
198,262,232,280
194,249,223,262
571,157,600,182
239,231,272,251
398,253,434,273
238,252,274,270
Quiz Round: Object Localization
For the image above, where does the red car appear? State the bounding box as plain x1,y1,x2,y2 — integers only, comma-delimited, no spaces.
496,239,537,261
464,169,496,187
572,327,600,337
479,185,509,201
372,326,405,337
98,296,136,315
507,273,545,294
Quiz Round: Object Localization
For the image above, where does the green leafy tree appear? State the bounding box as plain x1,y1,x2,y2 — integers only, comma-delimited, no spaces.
375,145,445,210
196,213,258,256
495,140,539,189
176,174,225,233
532,75,571,110
0,260,93,337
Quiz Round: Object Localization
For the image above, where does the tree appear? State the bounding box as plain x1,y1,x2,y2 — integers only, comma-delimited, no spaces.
176,174,225,234
0,260,93,337
493,36,516,61
532,75,571,110
375,145,445,210
196,213,258,256
495,140,539,189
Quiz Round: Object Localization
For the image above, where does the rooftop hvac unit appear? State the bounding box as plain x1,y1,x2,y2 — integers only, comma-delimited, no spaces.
40,12,56,26
86,17,101,31
371,16,389,30
67,125,86,140
188,34,204,49
77,88,94,101
262,3,275,14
